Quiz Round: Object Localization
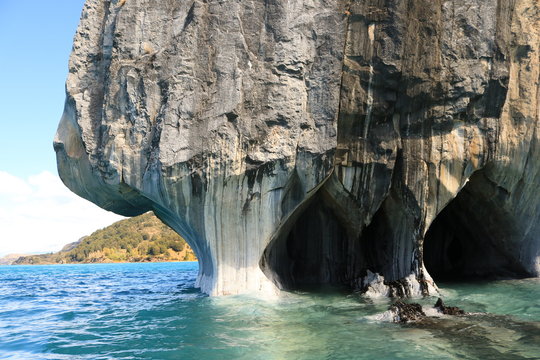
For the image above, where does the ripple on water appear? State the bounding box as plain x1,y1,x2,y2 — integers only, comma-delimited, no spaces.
0,263,538,359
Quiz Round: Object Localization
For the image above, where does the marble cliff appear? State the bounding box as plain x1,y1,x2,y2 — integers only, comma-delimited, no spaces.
55,0,540,296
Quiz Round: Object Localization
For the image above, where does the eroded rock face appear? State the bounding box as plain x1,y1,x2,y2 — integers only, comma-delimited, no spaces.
55,0,540,296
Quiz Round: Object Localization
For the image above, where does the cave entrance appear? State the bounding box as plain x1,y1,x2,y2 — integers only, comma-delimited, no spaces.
261,189,364,292
423,171,527,282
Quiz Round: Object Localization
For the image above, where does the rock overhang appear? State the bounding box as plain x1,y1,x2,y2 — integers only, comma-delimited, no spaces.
55,0,540,296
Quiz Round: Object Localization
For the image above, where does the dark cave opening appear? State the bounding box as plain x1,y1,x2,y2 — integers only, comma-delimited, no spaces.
261,190,363,292
423,171,528,282
423,204,475,281
262,170,531,292
261,178,421,293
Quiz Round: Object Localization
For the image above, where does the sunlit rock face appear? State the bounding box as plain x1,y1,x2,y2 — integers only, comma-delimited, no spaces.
55,0,540,296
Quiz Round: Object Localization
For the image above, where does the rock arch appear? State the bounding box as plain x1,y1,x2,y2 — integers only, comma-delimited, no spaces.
260,170,429,297
260,176,364,291
423,170,532,282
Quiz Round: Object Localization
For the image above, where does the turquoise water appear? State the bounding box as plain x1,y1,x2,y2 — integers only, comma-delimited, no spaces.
0,262,538,359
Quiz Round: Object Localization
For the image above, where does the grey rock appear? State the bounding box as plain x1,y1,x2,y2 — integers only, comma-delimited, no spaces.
388,300,426,323
55,0,540,296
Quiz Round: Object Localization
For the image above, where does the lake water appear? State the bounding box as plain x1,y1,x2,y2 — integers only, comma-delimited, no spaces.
0,262,538,359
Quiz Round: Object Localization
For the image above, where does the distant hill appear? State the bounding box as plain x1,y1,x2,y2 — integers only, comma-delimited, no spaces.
14,212,196,265
0,254,28,265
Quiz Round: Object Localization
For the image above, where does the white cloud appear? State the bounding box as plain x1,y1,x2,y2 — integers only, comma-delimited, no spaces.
0,172,32,198
0,171,126,256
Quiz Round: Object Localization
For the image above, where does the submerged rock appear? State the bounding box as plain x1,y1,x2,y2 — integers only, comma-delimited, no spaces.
392,309,540,358
55,0,540,295
382,298,466,323
434,298,466,316
388,301,426,323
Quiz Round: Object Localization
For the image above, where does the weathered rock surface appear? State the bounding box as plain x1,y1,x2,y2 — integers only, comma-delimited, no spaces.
55,0,540,296
383,298,466,323
388,300,427,323
434,298,466,316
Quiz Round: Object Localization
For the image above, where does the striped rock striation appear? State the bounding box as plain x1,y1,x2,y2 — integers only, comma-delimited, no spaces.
55,0,540,296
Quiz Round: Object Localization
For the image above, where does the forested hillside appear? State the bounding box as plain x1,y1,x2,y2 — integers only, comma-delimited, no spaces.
14,212,196,264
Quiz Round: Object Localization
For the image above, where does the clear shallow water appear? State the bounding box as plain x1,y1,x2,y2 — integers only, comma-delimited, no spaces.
0,262,538,360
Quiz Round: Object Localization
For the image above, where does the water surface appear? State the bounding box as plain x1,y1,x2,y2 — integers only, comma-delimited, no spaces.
0,262,538,359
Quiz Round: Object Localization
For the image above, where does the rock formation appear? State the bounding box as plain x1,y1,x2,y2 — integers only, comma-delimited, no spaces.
55,0,540,296
381,298,466,323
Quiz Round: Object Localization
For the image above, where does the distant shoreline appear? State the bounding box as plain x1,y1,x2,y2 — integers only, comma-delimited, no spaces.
7,260,198,266
9,212,197,265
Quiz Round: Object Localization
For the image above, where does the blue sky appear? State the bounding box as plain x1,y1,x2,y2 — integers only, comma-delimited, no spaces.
0,1,124,256
0,0,85,177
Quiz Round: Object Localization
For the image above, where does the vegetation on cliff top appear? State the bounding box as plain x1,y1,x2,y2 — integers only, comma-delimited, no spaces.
14,212,196,265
